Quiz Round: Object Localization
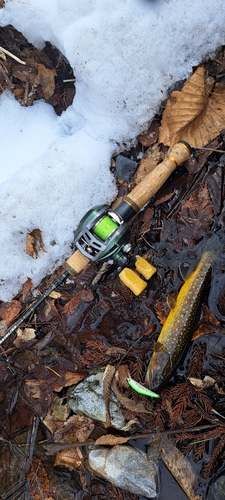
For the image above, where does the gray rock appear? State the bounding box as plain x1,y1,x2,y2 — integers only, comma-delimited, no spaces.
115,155,138,182
68,370,125,429
88,444,159,498
207,475,225,500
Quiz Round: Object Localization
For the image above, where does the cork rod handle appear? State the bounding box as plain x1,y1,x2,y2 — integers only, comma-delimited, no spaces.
64,249,90,275
125,142,191,211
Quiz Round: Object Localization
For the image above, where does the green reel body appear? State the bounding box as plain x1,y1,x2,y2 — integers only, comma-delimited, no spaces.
73,204,131,265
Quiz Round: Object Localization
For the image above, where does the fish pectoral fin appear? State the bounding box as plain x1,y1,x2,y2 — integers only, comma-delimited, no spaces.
154,341,166,353
167,292,177,310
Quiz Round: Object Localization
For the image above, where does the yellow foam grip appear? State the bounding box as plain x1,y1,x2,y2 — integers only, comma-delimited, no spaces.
119,268,147,296
119,257,157,296
135,256,157,280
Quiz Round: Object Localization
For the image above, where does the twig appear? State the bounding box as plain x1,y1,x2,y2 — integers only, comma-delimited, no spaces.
0,45,26,65
43,423,219,453
194,146,225,154
0,61,13,87
91,261,112,286
24,415,40,472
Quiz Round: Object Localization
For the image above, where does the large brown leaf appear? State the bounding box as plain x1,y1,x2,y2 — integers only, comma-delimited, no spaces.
159,66,225,148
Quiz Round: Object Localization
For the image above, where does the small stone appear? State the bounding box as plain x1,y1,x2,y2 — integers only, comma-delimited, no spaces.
115,155,138,182
88,444,159,498
68,370,126,429
207,475,225,500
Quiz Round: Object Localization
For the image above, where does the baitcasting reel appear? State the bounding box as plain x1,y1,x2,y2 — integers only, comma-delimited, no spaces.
73,204,132,268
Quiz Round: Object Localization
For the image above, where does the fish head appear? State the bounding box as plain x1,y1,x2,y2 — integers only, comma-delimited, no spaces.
145,341,171,391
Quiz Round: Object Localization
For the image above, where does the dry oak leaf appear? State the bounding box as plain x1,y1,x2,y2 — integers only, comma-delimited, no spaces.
26,228,46,258
95,434,130,446
54,446,84,471
159,66,225,148
36,63,56,100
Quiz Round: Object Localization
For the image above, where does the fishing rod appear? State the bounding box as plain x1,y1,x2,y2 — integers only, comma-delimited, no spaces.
0,141,191,345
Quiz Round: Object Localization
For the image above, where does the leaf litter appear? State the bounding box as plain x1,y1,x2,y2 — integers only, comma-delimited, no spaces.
0,24,75,114
1,44,225,500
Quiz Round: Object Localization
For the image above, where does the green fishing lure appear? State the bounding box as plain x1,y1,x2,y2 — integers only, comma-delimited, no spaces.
127,376,159,398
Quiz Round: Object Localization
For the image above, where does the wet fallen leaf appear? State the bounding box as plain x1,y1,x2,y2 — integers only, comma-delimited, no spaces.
188,375,216,390
102,365,116,427
154,296,171,325
63,370,86,387
207,163,224,216
49,290,62,299
161,437,203,500
116,364,130,388
22,277,32,301
192,304,225,340
61,415,94,444
159,66,225,147
214,384,225,396
64,289,94,316
28,457,55,499
43,298,62,321
1,299,22,326
141,206,154,224
178,182,213,244
25,379,42,399
13,327,36,347
26,233,36,258
185,138,218,174
44,413,94,444
16,327,36,340
64,289,94,333
192,323,225,340
137,120,159,146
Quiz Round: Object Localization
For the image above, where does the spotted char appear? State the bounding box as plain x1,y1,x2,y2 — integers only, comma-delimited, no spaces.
145,246,217,391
